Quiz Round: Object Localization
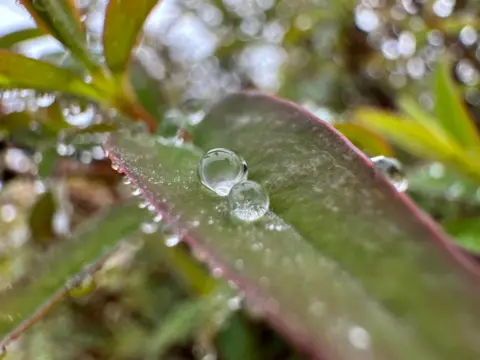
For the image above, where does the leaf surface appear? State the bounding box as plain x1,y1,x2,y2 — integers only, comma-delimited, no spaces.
106,92,480,360
0,201,146,348
103,0,160,75
0,51,102,100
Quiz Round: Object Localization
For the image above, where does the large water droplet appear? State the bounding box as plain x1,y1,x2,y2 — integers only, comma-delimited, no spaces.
228,180,269,222
198,148,247,196
371,156,408,192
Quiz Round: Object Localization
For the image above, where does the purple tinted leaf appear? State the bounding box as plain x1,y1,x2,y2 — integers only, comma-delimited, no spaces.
106,93,480,360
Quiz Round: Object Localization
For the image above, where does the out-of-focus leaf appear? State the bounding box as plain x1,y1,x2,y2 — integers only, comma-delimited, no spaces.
37,147,59,179
106,92,480,360
440,15,480,34
444,218,480,254
434,60,480,148
397,95,442,131
103,0,160,75
28,191,56,245
217,314,261,360
408,164,480,205
162,244,217,295
38,100,70,134
19,0,99,71
0,51,103,101
130,60,166,120
334,123,393,156
354,107,480,179
0,201,147,348
0,112,32,132
146,299,205,358
0,28,45,49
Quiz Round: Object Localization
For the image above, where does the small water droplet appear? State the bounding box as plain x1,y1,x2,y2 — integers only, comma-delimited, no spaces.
123,177,131,185
141,222,158,234
348,326,370,350
67,274,96,298
371,156,408,192
111,162,120,172
228,181,269,222
163,228,181,247
147,204,156,212
153,214,163,223
227,295,243,311
212,267,223,278
132,188,142,196
36,92,55,107
138,201,148,209
198,148,248,196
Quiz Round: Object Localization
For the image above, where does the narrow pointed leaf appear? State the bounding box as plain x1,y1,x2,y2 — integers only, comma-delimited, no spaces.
434,60,480,148
354,107,480,180
0,201,146,348
106,92,480,360
0,28,45,49
19,0,99,71
103,0,160,75
355,107,463,160
0,51,102,101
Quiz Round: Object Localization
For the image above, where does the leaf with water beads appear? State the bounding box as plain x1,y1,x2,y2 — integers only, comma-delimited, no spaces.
107,105,480,360
193,92,480,359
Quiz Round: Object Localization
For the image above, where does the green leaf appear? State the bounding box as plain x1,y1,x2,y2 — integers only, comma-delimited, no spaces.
28,191,56,246
354,107,480,180
217,314,261,360
106,92,480,360
334,123,394,156
103,0,160,75
19,0,99,71
444,218,480,254
397,95,442,131
0,28,45,49
434,60,480,149
0,201,147,348
355,107,462,158
146,299,205,358
0,51,103,101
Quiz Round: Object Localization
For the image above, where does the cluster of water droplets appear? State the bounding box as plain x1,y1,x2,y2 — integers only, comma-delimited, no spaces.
197,148,269,222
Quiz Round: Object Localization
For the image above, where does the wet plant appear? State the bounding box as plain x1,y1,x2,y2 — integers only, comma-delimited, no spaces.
0,1,480,360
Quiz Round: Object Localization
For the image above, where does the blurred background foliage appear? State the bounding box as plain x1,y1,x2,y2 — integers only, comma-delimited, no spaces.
1,0,480,359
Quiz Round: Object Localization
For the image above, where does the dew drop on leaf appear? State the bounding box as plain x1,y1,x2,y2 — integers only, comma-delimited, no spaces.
198,148,248,196
348,325,371,350
371,156,408,192
228,180,269,222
